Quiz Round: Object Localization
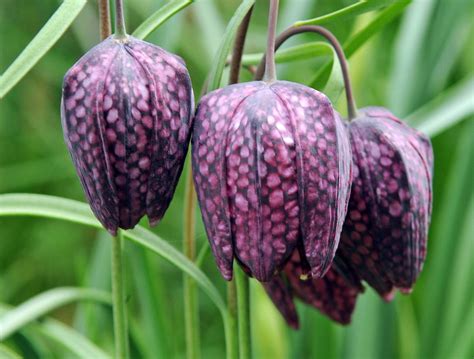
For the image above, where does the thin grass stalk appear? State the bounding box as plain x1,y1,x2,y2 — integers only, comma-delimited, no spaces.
98,0,111,40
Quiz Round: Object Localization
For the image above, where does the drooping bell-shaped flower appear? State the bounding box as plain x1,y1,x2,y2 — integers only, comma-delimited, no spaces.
338,107,433,297
61,36,194,235
192,81,351,281
263,250,363,327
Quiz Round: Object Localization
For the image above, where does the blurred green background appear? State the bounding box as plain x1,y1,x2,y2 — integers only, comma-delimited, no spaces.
0,0,473,358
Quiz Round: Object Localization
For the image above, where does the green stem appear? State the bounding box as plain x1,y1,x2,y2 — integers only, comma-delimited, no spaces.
114,0,127,38
227,280,239,359
111,231,129,359
229,6,254,84
235,268,251,359
262,0,279,82
183,163,200,359
98,0,111,40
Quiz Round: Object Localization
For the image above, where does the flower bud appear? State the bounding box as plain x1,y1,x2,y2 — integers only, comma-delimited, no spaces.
339,107,433,296
61,36,194,235
192,81,351,281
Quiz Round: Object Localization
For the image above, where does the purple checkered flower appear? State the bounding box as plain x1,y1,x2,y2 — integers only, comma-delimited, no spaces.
61,36,194,235
192,81,351,282
338,107,433,298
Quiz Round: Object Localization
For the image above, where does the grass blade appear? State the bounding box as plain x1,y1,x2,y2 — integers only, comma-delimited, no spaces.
419,122,474,357
0,194,227,318
0,344,21,359
0,287,111,340
0,304,110,359
207,0,256,92
309,0,411,89
132,0,193,40
294,0,393,26
241,42,332,66
0,0,87,98
407,77,474,137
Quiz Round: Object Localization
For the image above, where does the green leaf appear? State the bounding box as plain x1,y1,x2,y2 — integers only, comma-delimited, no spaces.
240,42,332,66
322,47,345,105
132,0,193,40
206,0,255,92
294,0,394,26
0,304,110,359
39,319,111,359
0,0,87,99
407,78,474,137
419,123,474,356
309,0,411,89
0,194,227,319
0,344,21,359
0,287,111,340
437,196,474,358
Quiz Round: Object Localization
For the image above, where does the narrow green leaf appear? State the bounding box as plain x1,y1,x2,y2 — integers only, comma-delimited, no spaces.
0,287,111,340
240,42,332,66
396,296,420,359
419,123,474,356
0,344,21,359
0,304,110,359
309,0,411,89
132,0,193,40
0,0,87,99
294,0,393,26
40,320,111,359
322,48,345,105
407,78,474,137
207,0,255,92
448,303,474,359
437,197,474,359
0,194,227,319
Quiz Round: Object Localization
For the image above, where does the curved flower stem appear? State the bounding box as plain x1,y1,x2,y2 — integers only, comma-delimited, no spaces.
263,0,279,83
235,268,251,359
111,230,129,359
183,163,200,359
114,0,127,38
98,0,111,40
255,25,357,119
227,279,239,359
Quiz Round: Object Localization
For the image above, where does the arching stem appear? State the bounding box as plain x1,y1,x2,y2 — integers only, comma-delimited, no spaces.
114,0,127,38
262,0,280,83
98,0,111,40
255,25,357,120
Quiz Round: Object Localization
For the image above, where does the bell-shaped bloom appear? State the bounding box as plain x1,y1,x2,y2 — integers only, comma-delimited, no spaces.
263,250,363,327
338,107,433,297
61,36,194,235
192,81,351,281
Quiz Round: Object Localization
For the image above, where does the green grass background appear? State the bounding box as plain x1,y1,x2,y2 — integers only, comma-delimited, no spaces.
0,0,473,358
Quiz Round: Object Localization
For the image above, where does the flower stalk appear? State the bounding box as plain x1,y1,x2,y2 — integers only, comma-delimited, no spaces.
114,0,127,38
263,0,279,82
255,25,357,119
183,164,200,359
236,268,251,359
111,231,129,359
98,0,111,40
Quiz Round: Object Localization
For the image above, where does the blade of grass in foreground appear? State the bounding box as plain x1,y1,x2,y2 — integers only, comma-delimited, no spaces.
0,288,111,340
132,0,193,40
309,0,411,89
407,77,474,137
206,0,256,92
0,0,87,98
419,123,474,357
0,304,110,359
294,0,394,26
